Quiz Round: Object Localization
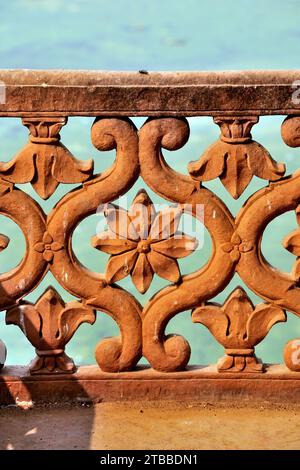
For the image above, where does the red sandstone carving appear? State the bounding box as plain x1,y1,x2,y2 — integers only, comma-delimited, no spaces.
6,287,96,374
188,117,285,198
92,190,198,293
48,117,142,372
0,78,299,380
0,117,93,199
192,287,286,372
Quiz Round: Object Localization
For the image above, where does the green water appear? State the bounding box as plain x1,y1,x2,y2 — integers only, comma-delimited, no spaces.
0,0,300,366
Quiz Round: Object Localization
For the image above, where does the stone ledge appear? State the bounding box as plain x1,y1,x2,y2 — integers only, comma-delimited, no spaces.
1,364,300,406
0,70,300,116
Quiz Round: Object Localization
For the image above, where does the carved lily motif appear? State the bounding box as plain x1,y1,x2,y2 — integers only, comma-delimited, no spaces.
6,287,96,374
91,190,198,293
188,117,285,199
282,206,300,281
192,287,286,372
0,117,93,199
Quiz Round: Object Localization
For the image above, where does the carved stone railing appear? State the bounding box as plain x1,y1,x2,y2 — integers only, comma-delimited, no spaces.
1,70,300,404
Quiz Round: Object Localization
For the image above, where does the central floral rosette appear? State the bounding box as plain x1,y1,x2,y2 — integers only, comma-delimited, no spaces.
91,190,198,293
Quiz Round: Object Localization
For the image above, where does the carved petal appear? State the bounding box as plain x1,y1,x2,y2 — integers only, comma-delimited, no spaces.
106,250,138,283
131,253,153,293
150,205,182,240
223,287,253,339
31,148,58,199
52,144,93,183
6,304,42,347
59,302,96,343
247,141,285,181
147,250,180,282
192,305,228,345
234,356,246,371
43,232,53,244
282,229,300,256
105,206,139,241
129,189,156,239
34,242,45,253
220,145,253,199
91,231,137,255
217,354,234,371
292,258,300,281
246,304,286,345
0,145,35,183
51,242,63,252
151,233,198,259
221,242,234,253
187,142,225,181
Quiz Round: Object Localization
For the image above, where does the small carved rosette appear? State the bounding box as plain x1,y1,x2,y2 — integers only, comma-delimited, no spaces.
192,287,286,372
6,287,96,374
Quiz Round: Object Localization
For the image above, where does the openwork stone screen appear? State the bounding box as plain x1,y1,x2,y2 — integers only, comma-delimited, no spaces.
1,70,300,396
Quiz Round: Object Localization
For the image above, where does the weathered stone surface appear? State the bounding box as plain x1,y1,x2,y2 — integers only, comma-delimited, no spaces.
0,71,299,403
1,365,300,406
0,70,300,116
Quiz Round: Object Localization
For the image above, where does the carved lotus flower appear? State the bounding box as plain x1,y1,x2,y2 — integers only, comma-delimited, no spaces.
0,117,93,199
6,287,96,374
192,287,286,372
91,190,198,293
188,117,285,199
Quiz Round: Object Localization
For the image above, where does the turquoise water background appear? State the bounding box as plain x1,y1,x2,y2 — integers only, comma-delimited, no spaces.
0,0,300,366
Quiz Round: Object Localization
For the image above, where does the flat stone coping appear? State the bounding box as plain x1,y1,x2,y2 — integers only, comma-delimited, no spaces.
1,364,300,405
0,70,300,116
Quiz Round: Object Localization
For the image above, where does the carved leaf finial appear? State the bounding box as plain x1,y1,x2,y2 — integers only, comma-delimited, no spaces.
188,116,285,199
91,190,198,293
6,287,96,374
192,287,286,372
0,117,93,199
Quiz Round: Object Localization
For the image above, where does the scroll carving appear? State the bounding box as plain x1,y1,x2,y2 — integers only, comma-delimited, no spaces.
47,117,143,372
6,287,96,374
1,108,300,377
139,117,236,371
